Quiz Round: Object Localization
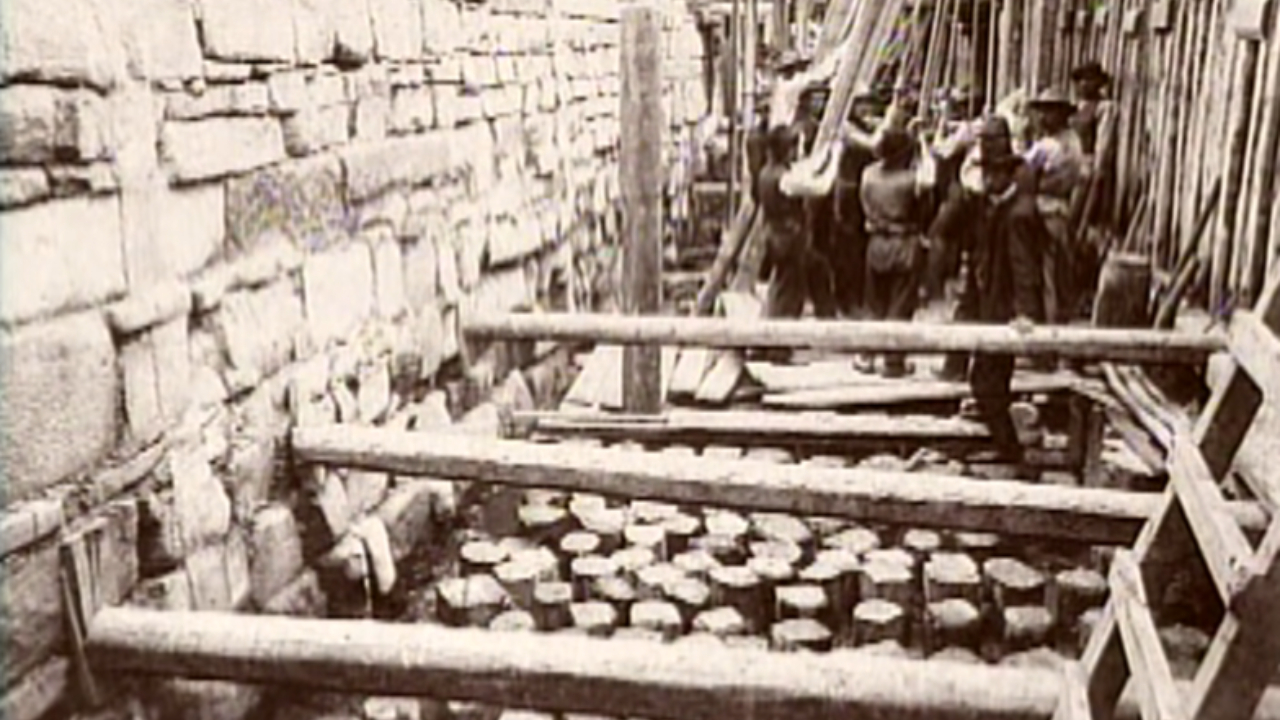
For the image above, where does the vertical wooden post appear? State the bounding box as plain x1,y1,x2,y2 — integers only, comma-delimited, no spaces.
774,0,790,52
621,5,665,415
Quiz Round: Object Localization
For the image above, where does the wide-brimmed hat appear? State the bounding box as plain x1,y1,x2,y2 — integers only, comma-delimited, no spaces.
1070,61,1112,87
775,50,811,72
976,116,1019,167
1028,87,1076,114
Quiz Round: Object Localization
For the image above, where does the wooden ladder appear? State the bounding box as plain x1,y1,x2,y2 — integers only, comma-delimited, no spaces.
1057,271,1280,720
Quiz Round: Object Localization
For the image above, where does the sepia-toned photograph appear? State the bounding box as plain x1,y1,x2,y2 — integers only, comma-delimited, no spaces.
1,0,1277,719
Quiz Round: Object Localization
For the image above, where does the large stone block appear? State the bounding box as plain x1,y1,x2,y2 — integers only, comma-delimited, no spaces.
160,117,287,183
282,103,351,156
170,446,233,554
402,235,439,311
390,87,436,135
226,154,350,255
0,86,112,165
0,312,118,501
354,95,391,140
0,168,50,209
330,0,376,65
249,505,304,608
369,0,423,60
212,280,303,392
0,0,126,91
370,232,407,318
339,133,457,202
292,0,337,65
302,243,376,346
421,0,463,55
155,182,225,278
199,0,297,62
0,195,126,326
0,543,62,688
165,83,270,121
119,0,204,81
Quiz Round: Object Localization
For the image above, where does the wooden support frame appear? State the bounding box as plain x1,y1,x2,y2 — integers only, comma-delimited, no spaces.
1076,258,1280,720
463,313,1225,364
291,426,1271,545
82,607,1280,720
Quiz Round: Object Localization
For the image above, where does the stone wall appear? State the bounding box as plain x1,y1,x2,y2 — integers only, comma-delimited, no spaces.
0,0,706,718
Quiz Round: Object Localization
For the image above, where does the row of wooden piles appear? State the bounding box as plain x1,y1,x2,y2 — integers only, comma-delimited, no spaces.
1000,0,1280,313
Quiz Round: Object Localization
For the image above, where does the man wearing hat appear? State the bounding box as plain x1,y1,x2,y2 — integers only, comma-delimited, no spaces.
1025,87,1086,336
1069,61,1114,156
929,116,1043,468
858,126,929,377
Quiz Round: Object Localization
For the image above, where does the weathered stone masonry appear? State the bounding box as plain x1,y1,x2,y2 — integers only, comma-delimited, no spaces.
0,0,706,718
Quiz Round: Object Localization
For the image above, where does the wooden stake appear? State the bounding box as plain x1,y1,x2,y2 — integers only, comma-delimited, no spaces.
621,6,664,415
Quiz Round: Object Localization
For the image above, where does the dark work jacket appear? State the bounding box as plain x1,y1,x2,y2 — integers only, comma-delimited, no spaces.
930,163,1044,323
757,161,805,240
834,142,876,228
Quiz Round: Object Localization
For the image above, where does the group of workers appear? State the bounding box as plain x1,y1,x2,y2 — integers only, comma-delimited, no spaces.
744,51,1116,469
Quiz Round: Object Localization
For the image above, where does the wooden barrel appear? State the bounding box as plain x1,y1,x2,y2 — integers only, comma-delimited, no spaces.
1092,252,1152,328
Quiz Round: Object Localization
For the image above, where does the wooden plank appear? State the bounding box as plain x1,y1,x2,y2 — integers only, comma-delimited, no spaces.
763,373,1081,410
1053,661,1093,720
694,350,744,403
1229,311,1280,401
745,361,887,392
620,6,664,415
1,499,64,559
86,607,1280,720
464,315,1225,364
562,346,620,408
668,348,715,398
0,656,69,720
1168,437,1255,604
291,426,1272,545
1189,521,1280,720
1110,551,1186,720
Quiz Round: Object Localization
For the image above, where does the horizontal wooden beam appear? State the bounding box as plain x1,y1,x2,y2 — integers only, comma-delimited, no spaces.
87,608,1280,720
290,427,1272,545
463,313,1224,364
512,408,992,445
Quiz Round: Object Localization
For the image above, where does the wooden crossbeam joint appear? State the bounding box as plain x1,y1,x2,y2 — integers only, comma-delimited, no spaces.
1109,551,1186,720
1168,436,1258,606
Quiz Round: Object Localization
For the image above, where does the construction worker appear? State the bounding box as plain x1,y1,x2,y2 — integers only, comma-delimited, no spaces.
795,82,840,318
832,92,885,318
1068,61,1114,157
758,124,809,321
1025,88,1086,334
930,116,1044,468
858,127,929,377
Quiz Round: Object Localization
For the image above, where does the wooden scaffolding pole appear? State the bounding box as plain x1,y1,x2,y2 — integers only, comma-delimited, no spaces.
86,607,1280,720
620,6,664,414
291,426,1270,545
462,313,1225,363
